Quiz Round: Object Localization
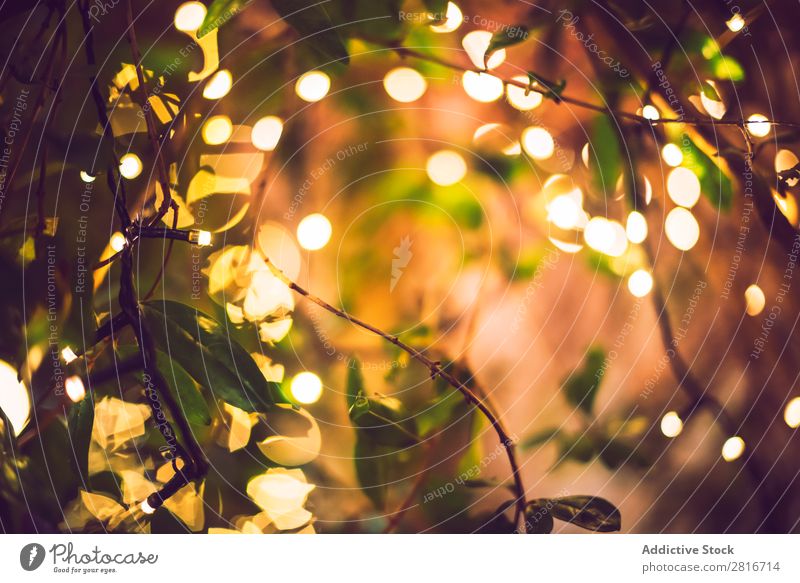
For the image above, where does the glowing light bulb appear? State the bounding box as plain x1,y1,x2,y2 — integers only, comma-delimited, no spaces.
203,69,232,99
726,13,745,32
660,411,683,438
119,153,142,179
665,207,699,251
189,229,212,246
462,30,505,70
584,217,627,257
667,167,701,208
110,232,127,252
80,170,96,183
290,372,323,404
461,71,504,103
61,346,78,364
174,1,206,32
430,2,462,33
65,375,86,403
506,76,543,111
721,436,745,461
383,67,427,103
661,143,683,167
202,115,233,145
140,499,156,515
521,126,554,160
746,113,771,137
744,284,765,316
784,397,800,428
626,211,648,244
251,116,283,151
296,213,332,251
547,195,581,229
627,269,653,297
426,150,467,186
295,71,330,102
642,105,660,121
0,359,29,436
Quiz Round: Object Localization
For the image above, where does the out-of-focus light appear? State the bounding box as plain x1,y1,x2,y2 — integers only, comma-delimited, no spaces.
203,69,232,99
430,2,463,33
626,211,648,244
290,372,323,404
642,105,660,121
628,269,653,297
746,113,771,137
726,13,745,33
0,360,29,436
521,126,555,160
665,207,700,251
506,76,543,111
744,284,765,316
722,436,745,461
61,346,78,364
295,71,330,102
65,375,86,403
426,150,467,186
660,411,684,438
584,217,627,257
110,231,127,252
547,195,581,229
80,170,96,183
202,115,233,145
119,153,142,179
461,71,504,102
251,116,284,151
784,397,800,428
140,499,156,515
383,67,427,103
661,143,683,167
296,213,332,251
667,167,701,208
174,2,206,32
462,30,505,70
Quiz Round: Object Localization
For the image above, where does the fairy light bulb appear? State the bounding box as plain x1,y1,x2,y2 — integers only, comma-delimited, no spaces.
189,230,212,246
202,115,233,145
430,2,462,33
744,284,765,316
661,143,683,167
295,71,330,102
290,372,323,404
462,30,505,70
119,153,142,179
140,499,156,515
80,170,96,183
426,150,467,186
665,207,700,251
642,105,660,121
296,213,332,251
784,397,800,428
627,269,653,297
61,346,78,364
660,411,683,438
547,195,581,229
667,167,701,208
251,116,284,151
109,232,127,252
521,127,555,160
746,114,771,137
721,436,745,461
506,75,543,111
203,69,232,99
626,211,648,244
65,375,86,403
461,71,504,102
726,13,745,32
0,359,29,436
174,2,206,32
383,67,427,103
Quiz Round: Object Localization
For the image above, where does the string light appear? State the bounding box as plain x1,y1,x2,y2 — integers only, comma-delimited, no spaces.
661,143,683,167
426,150,467,186
0,359,29,436
625,211,648,244
462,30,505,70
174,1,206,32
119,153,142,179
744,284,765,316
660,411,683,438
461,71,504,102
547,195,582,229
295,71,330,102
430,2,462,33
110,232,127,252
383,67,427,103
521,126,555,160
80,170,96,183
188,229,212,246
61,346,78,364
251,116,284,151
667,167,701,208
202,115,233,145
726,13,746,33
784,397,800,428
290,372,323,404
746,113,771,137
721,436,745,461
203,69,232,99
627,269,653,297
296,213,332,251
140,499,156,515
642,105,660,121
506,75,543,111
584,217,627,257
665,207,700,251
65,375,87,403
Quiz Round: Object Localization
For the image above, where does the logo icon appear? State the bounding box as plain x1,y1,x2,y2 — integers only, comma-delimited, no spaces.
390,236,413,293
20,543,46,571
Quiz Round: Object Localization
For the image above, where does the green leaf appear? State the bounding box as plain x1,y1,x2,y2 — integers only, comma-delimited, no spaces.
414,386,463,437
525,500,554,533
680,133,734,211
555,432,595,465
700,80,721,101
519,427,561,451
588,116,622,196
598,437,650,470
562,347,606,414
710,54,744,82
527,72,566,102
550,496,621,532
354,439,390,509
67,394,95,481
141,300,286,413
485,26,529,67
346,357,367,415
270,0,349,69
198,0,251,37
422,0,448,19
